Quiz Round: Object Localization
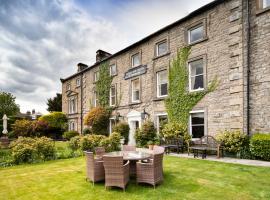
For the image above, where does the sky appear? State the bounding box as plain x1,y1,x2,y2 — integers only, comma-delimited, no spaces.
0,0,212,114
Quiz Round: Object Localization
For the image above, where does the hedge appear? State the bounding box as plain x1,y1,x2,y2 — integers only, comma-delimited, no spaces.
250,133,270,161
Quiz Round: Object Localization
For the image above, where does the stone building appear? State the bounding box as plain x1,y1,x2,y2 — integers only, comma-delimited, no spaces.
60,0,270,144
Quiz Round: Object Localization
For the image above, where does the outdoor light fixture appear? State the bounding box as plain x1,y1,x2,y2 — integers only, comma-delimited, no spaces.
141,109,149,120
116,112,124,121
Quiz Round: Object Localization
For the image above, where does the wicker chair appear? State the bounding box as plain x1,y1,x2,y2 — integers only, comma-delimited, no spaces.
136,152,164,188
123,145,136,151
103,155,130,191
95,147,106,159
84,151,105,184
153,145,165,154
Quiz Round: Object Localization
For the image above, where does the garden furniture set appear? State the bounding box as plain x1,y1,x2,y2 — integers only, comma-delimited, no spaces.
159,137,184,154
84,145,165,191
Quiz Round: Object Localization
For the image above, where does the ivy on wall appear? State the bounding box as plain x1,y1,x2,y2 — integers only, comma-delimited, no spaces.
165,46,218,125
96,62,113,108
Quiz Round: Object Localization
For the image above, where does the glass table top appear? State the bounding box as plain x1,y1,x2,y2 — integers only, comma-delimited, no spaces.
104,151,151,160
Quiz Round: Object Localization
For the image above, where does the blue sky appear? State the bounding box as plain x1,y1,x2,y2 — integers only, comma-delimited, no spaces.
0,0,212,114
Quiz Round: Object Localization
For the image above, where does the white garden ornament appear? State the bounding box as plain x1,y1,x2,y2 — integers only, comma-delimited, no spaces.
2,114,9,135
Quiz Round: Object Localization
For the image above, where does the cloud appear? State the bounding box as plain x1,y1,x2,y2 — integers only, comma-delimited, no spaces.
0,0,212,114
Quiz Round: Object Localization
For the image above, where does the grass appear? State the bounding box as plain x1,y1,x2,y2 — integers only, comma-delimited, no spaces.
0,156,269,200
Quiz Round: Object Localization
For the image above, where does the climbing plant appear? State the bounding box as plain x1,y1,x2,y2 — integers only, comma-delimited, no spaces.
165,46,218,125
96,62,113,108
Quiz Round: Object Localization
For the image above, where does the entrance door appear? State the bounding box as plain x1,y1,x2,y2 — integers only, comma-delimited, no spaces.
127,110,142,145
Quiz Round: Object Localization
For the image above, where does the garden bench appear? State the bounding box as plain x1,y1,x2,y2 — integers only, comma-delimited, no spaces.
188,135,223,159
160,137,184,154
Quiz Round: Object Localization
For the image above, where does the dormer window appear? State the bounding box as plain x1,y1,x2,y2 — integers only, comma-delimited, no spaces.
131,53,140,68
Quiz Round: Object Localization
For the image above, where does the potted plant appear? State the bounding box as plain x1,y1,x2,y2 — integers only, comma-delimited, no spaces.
147,140,154,150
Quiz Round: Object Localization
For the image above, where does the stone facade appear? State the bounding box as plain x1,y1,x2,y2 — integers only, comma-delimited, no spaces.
61,0,270,138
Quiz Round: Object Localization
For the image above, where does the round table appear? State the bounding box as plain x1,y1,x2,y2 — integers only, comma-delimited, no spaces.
105,151,151,176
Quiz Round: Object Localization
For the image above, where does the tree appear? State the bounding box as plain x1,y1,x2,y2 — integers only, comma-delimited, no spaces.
0,91,20,117
47,93,62,112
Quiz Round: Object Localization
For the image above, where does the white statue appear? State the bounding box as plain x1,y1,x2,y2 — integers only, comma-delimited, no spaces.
2,114,9,135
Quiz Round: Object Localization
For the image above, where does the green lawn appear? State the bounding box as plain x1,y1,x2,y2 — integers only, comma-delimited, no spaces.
0,156,269,200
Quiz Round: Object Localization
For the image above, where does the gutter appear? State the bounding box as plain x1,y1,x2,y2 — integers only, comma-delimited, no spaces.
246,0,251,136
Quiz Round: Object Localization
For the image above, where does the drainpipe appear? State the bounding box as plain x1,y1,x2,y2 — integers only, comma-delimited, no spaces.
246,0,251,136
80,74,83,135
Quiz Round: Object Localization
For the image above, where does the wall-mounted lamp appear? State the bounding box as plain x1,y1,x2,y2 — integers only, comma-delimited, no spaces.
141,109,150,120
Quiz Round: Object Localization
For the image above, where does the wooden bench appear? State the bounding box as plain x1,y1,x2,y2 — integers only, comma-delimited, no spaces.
160,137,184,154
188,135,223,159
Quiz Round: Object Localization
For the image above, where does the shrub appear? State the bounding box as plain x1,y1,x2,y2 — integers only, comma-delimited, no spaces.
80,134,106,151
161,122,190,144
109,132,121,151
32,120,49,137
39,112,68,130
82,128,91,135
113,122,130,144
9,137,56,164
68,136,81,151
9,137,37,164
216,130,248,154
63,131,79,140
250,133,270,161
83,107,110,135
135,120,157,147
35,137,55,161
12,119,33,137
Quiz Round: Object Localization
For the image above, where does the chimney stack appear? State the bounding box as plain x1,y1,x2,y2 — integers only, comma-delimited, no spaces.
96,50,111,63
77,63,88,72
32,109,35,115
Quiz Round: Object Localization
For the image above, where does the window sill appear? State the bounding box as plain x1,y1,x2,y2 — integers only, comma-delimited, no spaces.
256,6,270,15
110,74,117,77
188,37,208,46
153,52,170,60
68,112,79,115
153,97,167,101
129,101,142,106
189,88,205,93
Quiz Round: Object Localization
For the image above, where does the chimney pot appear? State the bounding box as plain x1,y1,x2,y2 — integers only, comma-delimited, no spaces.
96,50,111,63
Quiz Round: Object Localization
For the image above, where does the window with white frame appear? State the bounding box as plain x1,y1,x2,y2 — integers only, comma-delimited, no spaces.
76,78,81,87
156,114,168,134
94,91,99,107
156,40,168,56
190,111,205,138
67,84,71,91
94,71,99,82
109,118,116,134
69,121,76,131
157,70,168,97
110,64,117,76
188,24,204,44
131,79,140,102
131,53,140,67
68,97,77,114
110,85,117,106
263,0,270,8
189,59,204,91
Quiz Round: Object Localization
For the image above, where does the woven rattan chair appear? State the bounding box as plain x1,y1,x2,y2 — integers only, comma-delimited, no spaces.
136,152,164,188
95,147,106,159
153,146,165,154
84,151,105,184
123,145,136,151
103,155,130,191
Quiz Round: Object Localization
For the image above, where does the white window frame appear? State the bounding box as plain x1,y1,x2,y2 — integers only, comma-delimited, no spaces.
110,85,117,106
188,24,204,44
67,84,71,91
69,121,76,131
156,40,168,57
94,91,99,107
131,79,140,103
76,78,81,87
68,97,77,114
188,59,204,92
94,71,99,82
109,118,116,135
110,64,117,76
189,110,206,139
131,53,140,68
156,70,168,98
156,113,168,135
